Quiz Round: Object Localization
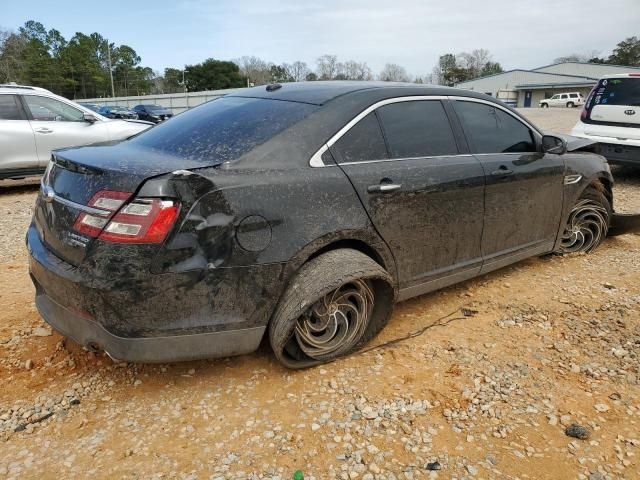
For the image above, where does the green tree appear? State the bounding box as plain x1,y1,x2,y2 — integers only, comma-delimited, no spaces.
163,67,184,93
184,58,245,91
269,64,293,83
608,36,640,66
481,61,503,76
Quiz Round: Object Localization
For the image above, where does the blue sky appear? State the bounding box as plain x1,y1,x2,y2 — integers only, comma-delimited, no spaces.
2,0,639,77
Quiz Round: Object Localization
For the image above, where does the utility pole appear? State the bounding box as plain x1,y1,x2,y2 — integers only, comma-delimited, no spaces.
183,67,188,109
107,40,115,98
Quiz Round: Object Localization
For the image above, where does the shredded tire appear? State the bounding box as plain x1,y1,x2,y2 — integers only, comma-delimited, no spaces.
269,248,396,369
557,185,611,254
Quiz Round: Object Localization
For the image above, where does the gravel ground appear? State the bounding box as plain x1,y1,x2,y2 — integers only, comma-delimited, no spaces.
0,109,638,479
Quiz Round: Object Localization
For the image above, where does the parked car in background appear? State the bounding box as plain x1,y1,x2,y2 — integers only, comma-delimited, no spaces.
0,84,152,180
571,74,640,166
78,103,101,113
132,104,173,123
540,92,584,108
28,82,626,368
97,105,138,119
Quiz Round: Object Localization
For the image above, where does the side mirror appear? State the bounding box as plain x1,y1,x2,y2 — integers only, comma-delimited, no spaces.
541,134,567,155
83,113,98,124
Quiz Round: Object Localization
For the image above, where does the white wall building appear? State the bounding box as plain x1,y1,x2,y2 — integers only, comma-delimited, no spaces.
456,62,640,108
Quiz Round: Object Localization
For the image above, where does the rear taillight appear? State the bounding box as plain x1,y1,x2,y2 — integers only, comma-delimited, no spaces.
73,190,180,244
581,83,599,120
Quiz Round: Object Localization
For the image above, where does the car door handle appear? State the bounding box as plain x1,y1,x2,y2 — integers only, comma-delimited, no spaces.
367,183,402,194
491,167,513,176
35,128,53,134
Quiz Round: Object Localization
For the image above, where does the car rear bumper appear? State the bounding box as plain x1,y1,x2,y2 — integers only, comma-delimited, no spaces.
27,224,284,363
598,143,640,165
34,292,265,363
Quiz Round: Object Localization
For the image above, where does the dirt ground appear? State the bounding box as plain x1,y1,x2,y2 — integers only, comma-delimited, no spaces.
0,109,639,480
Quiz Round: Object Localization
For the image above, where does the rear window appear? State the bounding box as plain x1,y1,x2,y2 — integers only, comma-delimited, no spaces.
592,78,640,106
130,97,317,161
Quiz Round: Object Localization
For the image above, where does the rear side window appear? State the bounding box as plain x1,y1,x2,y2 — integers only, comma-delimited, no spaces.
0,95,22,120
332,112,388,163
454,101,535,154
130,97,317,162
569,93,579,98
377,100,458,158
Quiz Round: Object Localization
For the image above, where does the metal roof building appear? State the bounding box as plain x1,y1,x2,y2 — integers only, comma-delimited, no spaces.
455,62,640,108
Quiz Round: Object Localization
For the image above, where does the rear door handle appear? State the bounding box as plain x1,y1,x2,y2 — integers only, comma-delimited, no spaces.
35,128,53,134
491,167,513,176
367,183,402,194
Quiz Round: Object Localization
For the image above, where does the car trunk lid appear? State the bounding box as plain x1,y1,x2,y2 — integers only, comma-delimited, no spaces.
35,142,223,266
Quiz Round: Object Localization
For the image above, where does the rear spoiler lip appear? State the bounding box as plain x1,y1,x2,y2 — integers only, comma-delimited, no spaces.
609,212,640,237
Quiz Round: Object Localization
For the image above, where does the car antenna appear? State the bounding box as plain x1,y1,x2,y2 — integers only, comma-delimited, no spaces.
266,83,282,92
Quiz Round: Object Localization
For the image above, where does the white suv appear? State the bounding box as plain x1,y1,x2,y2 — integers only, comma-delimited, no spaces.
539,92,584,108
571,74,640,166
0,85,152,180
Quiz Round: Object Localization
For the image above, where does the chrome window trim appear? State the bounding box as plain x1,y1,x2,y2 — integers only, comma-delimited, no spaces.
338,154,474,167
308,95,541,167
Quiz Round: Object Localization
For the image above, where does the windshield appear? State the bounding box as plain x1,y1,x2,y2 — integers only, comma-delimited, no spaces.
130,96,317,162
147,105,168,112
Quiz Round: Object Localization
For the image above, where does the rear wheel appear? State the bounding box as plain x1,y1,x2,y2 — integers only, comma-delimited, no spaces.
557,186,611,254
567,101,575,108
269,249,395,368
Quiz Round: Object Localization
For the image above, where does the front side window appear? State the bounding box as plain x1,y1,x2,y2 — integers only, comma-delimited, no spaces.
377,100,458,158
0,95,22,120
24,95,84,122
332,112,388,163
454,101,535,154
551,95,559,100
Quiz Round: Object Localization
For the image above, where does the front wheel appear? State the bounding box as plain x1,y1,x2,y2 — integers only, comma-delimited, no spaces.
541,103,549,108
557,186,611,254
269,249,395,368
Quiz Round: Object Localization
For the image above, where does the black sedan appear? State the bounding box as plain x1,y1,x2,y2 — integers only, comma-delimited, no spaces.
97,105,138,119
27,82,631,368
132,104,173,123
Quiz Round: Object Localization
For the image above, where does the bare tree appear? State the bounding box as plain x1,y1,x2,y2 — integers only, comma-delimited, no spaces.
316,54,340,80
378,63,410,82
457,49,492,77
0,29,27,83
342,60,373,80
554,50,601,63
235,55,272,85
285,60,310,82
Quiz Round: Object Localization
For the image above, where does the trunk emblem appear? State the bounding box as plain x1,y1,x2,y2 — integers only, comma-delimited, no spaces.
624,109,636,115
42,185,55,203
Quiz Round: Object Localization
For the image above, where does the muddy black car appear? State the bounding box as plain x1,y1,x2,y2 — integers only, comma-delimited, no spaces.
27,82,625,368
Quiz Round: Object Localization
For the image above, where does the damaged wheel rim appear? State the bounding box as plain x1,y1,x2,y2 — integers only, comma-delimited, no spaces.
560,199,608,253
293,279,374,360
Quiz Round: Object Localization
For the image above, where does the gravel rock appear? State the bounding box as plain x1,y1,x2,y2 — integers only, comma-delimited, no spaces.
565,424,590,440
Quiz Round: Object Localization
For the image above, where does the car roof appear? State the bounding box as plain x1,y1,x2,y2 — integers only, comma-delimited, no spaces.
0,84,52,95
229,81,464,106
601,73,640,79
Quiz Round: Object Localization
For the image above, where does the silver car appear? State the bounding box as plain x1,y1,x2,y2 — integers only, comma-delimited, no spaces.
0,85,152,180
